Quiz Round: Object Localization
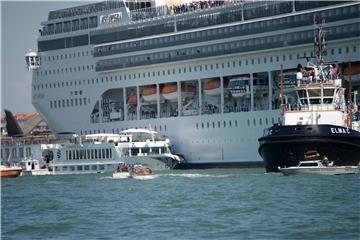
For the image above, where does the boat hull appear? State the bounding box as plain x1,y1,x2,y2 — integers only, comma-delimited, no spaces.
113,172,130,179
258,124,360,172
279,166,359,175
0,168,22,178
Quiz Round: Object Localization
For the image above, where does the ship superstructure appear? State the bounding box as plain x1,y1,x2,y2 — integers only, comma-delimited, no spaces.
27,0,360,167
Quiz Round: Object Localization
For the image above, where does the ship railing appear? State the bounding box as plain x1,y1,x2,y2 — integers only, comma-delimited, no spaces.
160,111,178,118
140,113,157,120
284,103,345,112
201,105,221,115
48,1,125,21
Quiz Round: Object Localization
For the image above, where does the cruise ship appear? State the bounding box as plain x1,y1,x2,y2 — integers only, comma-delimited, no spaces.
26,0,360,168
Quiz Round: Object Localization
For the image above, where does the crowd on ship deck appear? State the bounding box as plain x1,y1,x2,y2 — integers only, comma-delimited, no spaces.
131,0,235,21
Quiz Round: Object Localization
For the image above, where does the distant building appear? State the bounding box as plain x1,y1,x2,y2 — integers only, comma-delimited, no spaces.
1,111,51,137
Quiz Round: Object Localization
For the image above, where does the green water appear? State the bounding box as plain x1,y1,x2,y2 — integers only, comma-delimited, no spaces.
2,169,359,239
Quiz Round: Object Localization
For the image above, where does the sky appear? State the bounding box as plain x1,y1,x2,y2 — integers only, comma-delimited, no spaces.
1,1,93,115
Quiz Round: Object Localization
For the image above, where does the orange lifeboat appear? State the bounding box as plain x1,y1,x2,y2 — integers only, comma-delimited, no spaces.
203,79,221,96
142,86,157,102
161,83,178,101
161,83,196,101
128,95,137,107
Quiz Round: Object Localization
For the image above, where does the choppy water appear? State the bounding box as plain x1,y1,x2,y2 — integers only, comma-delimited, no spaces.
2,169,359,239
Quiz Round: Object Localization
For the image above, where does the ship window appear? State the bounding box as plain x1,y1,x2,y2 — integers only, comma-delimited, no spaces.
253,119,256,126
235,120,238,127
207,122,209,128
50,101,53,108
265,118,268,125
259,118,262,125
308,89,321,97
223,121,226,127
201,123,204,129
338,48,342,54
77,166,83,171
229,121,232,127
323,89,334,97
353,46,357,52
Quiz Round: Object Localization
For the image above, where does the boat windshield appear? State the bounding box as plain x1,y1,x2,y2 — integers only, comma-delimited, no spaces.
299,162,319,167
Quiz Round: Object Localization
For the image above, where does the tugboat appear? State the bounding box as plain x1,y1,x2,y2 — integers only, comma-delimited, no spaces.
258,22,360,172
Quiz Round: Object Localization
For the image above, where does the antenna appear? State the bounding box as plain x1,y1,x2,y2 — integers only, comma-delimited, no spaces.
314,19,326,66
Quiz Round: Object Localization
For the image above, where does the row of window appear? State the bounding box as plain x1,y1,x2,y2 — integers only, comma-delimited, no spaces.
43,50,92,62
91,1,347,46
54,164,111,172
50,98,89,109
36,64,94,78
196,117,281,130
1,147,32,159
34,45,357,92
94,4,357,57
96,23,359,71
66,148,112,160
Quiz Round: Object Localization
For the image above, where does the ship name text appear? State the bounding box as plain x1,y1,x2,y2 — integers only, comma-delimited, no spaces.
330,128,351,134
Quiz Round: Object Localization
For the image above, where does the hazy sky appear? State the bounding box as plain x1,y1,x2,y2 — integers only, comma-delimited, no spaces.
1,1,91,115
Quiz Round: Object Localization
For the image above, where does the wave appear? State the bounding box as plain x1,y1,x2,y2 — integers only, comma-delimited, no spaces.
159,173,231,178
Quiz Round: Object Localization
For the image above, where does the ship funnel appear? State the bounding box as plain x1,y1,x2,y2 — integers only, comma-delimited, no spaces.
25,49,41,71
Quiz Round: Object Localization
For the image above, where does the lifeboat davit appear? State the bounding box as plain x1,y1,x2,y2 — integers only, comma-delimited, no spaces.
203,79,221,96
128,95,137,107
142,86,157,102
161,83,195,101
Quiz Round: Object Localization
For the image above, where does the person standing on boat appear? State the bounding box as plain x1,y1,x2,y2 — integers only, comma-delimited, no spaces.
296,64,304,86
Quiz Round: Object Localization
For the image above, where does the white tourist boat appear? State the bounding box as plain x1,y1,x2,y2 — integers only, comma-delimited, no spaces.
278,160,359,175
46,130,183,175
1,129,183,176
24,1,360,168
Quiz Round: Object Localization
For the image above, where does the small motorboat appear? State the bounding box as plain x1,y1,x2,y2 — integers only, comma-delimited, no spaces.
113,164,131,179
22,158,51,176
0,164,22,178
278,160,359,175
130,164,155,180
